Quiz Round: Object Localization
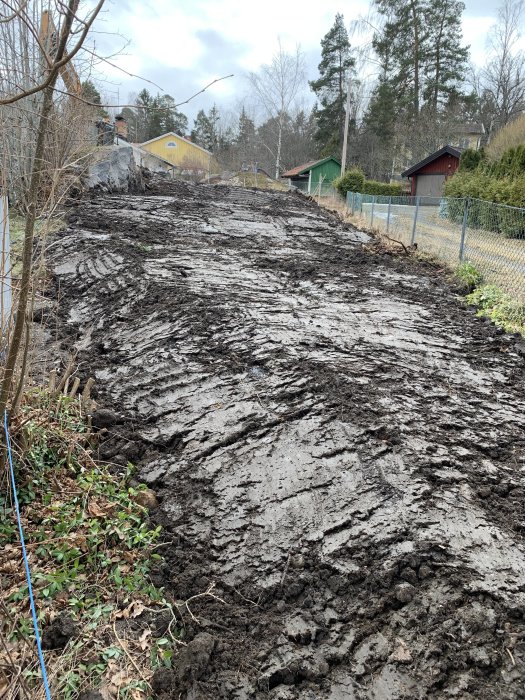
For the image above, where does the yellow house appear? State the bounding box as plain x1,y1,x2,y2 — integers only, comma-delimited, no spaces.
140,132,218,173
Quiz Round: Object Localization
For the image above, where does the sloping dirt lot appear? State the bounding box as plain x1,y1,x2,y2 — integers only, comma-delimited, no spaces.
49,180,525,699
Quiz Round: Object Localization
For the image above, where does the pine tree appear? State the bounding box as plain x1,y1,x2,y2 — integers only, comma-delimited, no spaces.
372,0,469,120
191,106,219,151
81,80,107,117
310,14,355,156
423,0,469,113
236,107,256,167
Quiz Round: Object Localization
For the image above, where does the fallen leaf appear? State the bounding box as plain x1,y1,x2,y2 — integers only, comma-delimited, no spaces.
389,637,412,664
137,628,152,651
115,601,146,620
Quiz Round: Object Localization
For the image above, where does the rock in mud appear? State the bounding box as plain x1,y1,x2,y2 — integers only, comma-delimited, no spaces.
41,613,78,650
91,407,119,429
394,583,416,604
176,632,215,683
132,487,158,509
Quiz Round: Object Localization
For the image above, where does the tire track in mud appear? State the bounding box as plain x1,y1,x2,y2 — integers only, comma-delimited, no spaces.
50,181,525,699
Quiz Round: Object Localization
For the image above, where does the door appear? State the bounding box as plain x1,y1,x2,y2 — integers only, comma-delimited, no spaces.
415,174,445,197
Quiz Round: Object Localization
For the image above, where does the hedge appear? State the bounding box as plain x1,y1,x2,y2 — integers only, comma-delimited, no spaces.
333,168,403,197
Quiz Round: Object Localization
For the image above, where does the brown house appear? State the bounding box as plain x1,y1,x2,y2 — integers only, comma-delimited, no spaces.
401,145,461,197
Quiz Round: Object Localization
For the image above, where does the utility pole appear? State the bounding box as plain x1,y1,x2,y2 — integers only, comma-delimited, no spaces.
340,68,352,175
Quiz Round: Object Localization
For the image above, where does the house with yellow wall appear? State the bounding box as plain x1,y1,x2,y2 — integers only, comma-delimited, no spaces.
140,132,218,173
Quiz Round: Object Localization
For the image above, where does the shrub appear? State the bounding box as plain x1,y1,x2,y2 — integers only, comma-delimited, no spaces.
466,284,525,336
334,170,403,198
459,148,486,171
361,179,403,196
456,261,483,292
486,113,525,161
333,168,365,196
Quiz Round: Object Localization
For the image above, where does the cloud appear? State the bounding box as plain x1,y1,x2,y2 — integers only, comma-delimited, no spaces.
90,0,501,121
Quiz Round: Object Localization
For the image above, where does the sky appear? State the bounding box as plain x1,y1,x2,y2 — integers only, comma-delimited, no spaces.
88,0,509,124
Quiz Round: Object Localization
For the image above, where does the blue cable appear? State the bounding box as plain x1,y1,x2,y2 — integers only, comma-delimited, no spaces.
4,409,52,700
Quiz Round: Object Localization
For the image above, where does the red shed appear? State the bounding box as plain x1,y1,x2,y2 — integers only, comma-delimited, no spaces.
401,145,461,197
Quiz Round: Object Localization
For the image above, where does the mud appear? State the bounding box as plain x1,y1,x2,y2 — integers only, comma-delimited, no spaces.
48,180,525,698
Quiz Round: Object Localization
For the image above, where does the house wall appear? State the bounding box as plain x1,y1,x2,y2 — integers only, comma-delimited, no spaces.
410,154,459,196
142,134,218,171
309,159,341,188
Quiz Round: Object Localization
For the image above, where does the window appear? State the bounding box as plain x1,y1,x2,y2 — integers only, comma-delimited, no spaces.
167,141,177,148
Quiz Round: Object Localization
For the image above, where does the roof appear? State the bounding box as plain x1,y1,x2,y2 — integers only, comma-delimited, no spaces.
401,146,462,178
456,122,485,135
140,131,213,157
282,156,341,178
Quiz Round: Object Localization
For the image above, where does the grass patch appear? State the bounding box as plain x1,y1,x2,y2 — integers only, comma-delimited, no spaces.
8,214,65,276
466,284,525,336
0,388,179,699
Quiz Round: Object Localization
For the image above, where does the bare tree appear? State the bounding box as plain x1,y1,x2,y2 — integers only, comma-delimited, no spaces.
482,0,525,136
0,0,104,419
248,41,306,178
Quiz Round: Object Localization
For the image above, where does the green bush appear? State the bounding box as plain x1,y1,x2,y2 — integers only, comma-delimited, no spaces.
334,169,403,198
456,261,483,291
459,148,486,171
361,180,404,196
333,168,365,196
466,284,525,336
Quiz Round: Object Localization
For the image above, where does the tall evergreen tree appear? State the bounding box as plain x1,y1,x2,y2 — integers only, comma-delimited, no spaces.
310,14,355,156
424,0,469,113
236,107,256,166
191,106,220,151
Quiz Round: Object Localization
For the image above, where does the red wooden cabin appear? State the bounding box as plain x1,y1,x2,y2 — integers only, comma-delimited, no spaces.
402,145,461,197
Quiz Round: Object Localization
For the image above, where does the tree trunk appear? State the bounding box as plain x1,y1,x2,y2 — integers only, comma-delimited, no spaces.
0,83,56,417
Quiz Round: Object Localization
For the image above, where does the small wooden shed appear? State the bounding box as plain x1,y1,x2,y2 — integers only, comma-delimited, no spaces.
402,146,461,197
282,157,341,193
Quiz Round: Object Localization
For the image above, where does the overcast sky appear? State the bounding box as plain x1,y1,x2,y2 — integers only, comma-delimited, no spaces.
90,0,510,124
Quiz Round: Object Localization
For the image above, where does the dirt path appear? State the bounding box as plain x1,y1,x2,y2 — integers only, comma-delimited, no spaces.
50,180,525,699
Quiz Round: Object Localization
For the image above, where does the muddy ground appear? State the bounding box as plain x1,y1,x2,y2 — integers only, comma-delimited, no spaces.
48,180,525,699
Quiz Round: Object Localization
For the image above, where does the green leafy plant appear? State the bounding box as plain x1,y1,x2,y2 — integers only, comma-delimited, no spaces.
1,387,178,699
466,284,525,335
455,261,483,292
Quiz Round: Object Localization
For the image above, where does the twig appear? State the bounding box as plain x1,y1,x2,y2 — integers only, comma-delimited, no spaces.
112,620,152,687
178,583,227,623
506,647,516,666
383,234,410,254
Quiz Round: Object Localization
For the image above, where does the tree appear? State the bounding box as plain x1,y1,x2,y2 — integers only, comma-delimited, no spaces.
81,80,107,118
249,41,305,178
122,91,188,142
191,106,220,151
235,107,256,167
482,0,525,136
310,14,355,156
424,0,470,113
0,0,105,420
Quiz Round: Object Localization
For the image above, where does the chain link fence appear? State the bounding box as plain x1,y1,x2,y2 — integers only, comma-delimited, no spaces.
346,192,525,302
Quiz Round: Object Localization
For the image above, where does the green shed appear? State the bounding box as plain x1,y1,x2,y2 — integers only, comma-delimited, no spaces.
282,157,341,194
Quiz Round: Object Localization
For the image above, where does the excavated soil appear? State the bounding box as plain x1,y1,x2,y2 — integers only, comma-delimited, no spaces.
48,180,525,699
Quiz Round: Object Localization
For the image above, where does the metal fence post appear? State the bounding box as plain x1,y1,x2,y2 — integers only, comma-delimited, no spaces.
386,196,392,233
351,191,355,215
371,196,375,227
411,196,420,245
459,198,470,261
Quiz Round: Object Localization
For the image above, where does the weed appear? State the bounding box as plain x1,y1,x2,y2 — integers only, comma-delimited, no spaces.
455,261,483,291
466,284,525,336
1,387,178,699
